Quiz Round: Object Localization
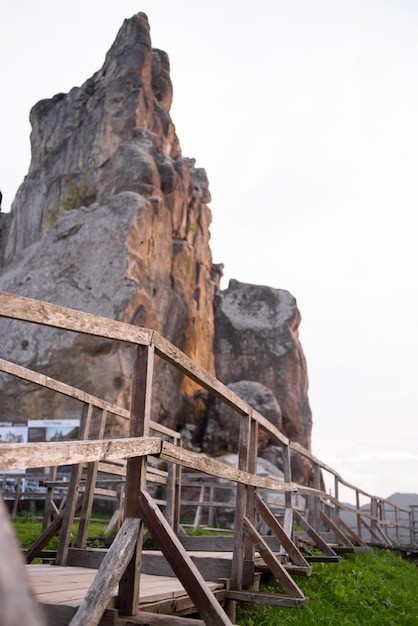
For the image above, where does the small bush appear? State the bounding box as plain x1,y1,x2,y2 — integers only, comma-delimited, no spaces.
49,168,96,224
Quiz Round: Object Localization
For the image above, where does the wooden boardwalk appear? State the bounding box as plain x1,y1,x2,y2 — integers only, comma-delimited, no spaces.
0,292,417,625
27,564,225,620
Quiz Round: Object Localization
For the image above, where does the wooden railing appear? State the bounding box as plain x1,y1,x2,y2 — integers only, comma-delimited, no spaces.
0,291,416,625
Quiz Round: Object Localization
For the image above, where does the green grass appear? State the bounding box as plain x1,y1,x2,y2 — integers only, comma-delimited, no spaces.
13,511,113,552
237,549,418,625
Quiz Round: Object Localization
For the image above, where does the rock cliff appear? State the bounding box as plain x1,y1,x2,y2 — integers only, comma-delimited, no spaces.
0,13,312,478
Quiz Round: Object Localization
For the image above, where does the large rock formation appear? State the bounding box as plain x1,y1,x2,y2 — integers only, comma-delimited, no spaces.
0,13,312,478
0,13,217,433
211,280,312,481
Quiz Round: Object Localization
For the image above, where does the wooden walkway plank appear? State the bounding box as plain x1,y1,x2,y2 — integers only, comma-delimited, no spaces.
69,517,141,626
119,612,205,625
137,489,233,626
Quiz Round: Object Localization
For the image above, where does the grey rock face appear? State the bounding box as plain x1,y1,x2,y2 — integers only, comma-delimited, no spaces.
202,380,282,455
0,13,313,483
213,279,312,482
0,13,218,434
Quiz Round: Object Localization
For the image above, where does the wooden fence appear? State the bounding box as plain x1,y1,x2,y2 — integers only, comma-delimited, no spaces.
0,291,416,626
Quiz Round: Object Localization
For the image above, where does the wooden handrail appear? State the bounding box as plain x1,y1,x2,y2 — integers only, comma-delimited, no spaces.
0,291,413,539
0,357,180,440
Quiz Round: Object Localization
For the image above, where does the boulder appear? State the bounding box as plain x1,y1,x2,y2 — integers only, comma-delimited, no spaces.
213,279,312,482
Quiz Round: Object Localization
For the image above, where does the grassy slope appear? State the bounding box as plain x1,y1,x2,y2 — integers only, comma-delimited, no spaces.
237,549,418,625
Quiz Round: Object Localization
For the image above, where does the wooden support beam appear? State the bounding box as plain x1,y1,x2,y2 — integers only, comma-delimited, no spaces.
243,516,306,600
56,402,93,566
69,518,141,626
225,589,308,608
320,510,355,549
293,509,339,558
338,517,370,549
255,493,311,571
0,357,179,441
118,344,154,616
76,408,108,549
136,489,233,626
25,496,83,564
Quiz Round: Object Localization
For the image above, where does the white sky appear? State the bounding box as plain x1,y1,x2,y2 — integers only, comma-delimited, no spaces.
1,0,417,501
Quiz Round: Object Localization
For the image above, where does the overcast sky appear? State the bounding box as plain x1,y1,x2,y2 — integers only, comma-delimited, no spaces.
1,0,417,501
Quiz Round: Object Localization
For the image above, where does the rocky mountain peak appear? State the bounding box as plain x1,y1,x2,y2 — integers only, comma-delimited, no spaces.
0,13,313,483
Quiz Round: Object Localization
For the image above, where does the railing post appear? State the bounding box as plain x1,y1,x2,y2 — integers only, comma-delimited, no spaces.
118,342,154,616
282,443,294,543
333,475,340,526
245,413,257,570
75,408,108,548
56,402,93,565
394,504,400,545
164,434,182,533
355,489,363,541
227,411,251,623
308,462,321,534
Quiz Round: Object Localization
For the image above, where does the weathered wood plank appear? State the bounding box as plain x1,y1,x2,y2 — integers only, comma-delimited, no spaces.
25,497,82,563
140,552,253,587
225,590,308,608
243,517,305,599
153,333,247,414
255,493,311,570
57,402,94,566
0,357,179,440
42,604,117,626
136,588,226,617
153,333,289,445
0,498,47,625
76,408,108,549
0,291,152,345
0,437,162,471
69,518,141,626
320,510,355,548
118,344,154,616
160,441,298,492
0,357,130,419
178,536,235,551
137,489,233,626
119,612,205,625
293,510,339,557
227,411,251,622
338,517,370,549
